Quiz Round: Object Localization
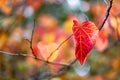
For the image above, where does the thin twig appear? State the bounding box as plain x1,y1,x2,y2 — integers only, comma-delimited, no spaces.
99,0,113,30
47,34,73,61
49,68,67,80
30,19,37,57
69,58,77,66
49,58,77,80
31,19,36,43
24,38,31,43
0,51,68,66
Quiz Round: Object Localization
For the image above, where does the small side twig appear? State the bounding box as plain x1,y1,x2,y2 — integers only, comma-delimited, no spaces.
69,58,77,65
47,34,73,61
24,38,31,43
30,19,37,58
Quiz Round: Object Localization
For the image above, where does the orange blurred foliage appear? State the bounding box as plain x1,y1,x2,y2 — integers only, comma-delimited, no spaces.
0,0,11,15
37,41,59,62
95,22,110,52
109,16,120,40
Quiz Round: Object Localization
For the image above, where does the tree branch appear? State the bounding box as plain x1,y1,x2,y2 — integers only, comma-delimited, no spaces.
99,0,113,30
0,51,69,66
48,58,77,80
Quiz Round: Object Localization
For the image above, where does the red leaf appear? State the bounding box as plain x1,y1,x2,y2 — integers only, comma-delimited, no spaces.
72,20,99,65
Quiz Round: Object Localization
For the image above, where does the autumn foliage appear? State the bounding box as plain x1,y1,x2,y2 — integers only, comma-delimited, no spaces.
1,0,120,80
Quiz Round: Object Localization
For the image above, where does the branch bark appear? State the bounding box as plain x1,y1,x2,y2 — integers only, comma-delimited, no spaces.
30,19,37,58
99,0,113,30
0,51,68,66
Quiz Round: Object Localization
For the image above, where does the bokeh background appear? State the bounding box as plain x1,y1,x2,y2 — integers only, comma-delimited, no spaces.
0,0,120,80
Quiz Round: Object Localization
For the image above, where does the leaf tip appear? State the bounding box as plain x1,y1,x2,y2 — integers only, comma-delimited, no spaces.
73,19,78,26
78,57,86,65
